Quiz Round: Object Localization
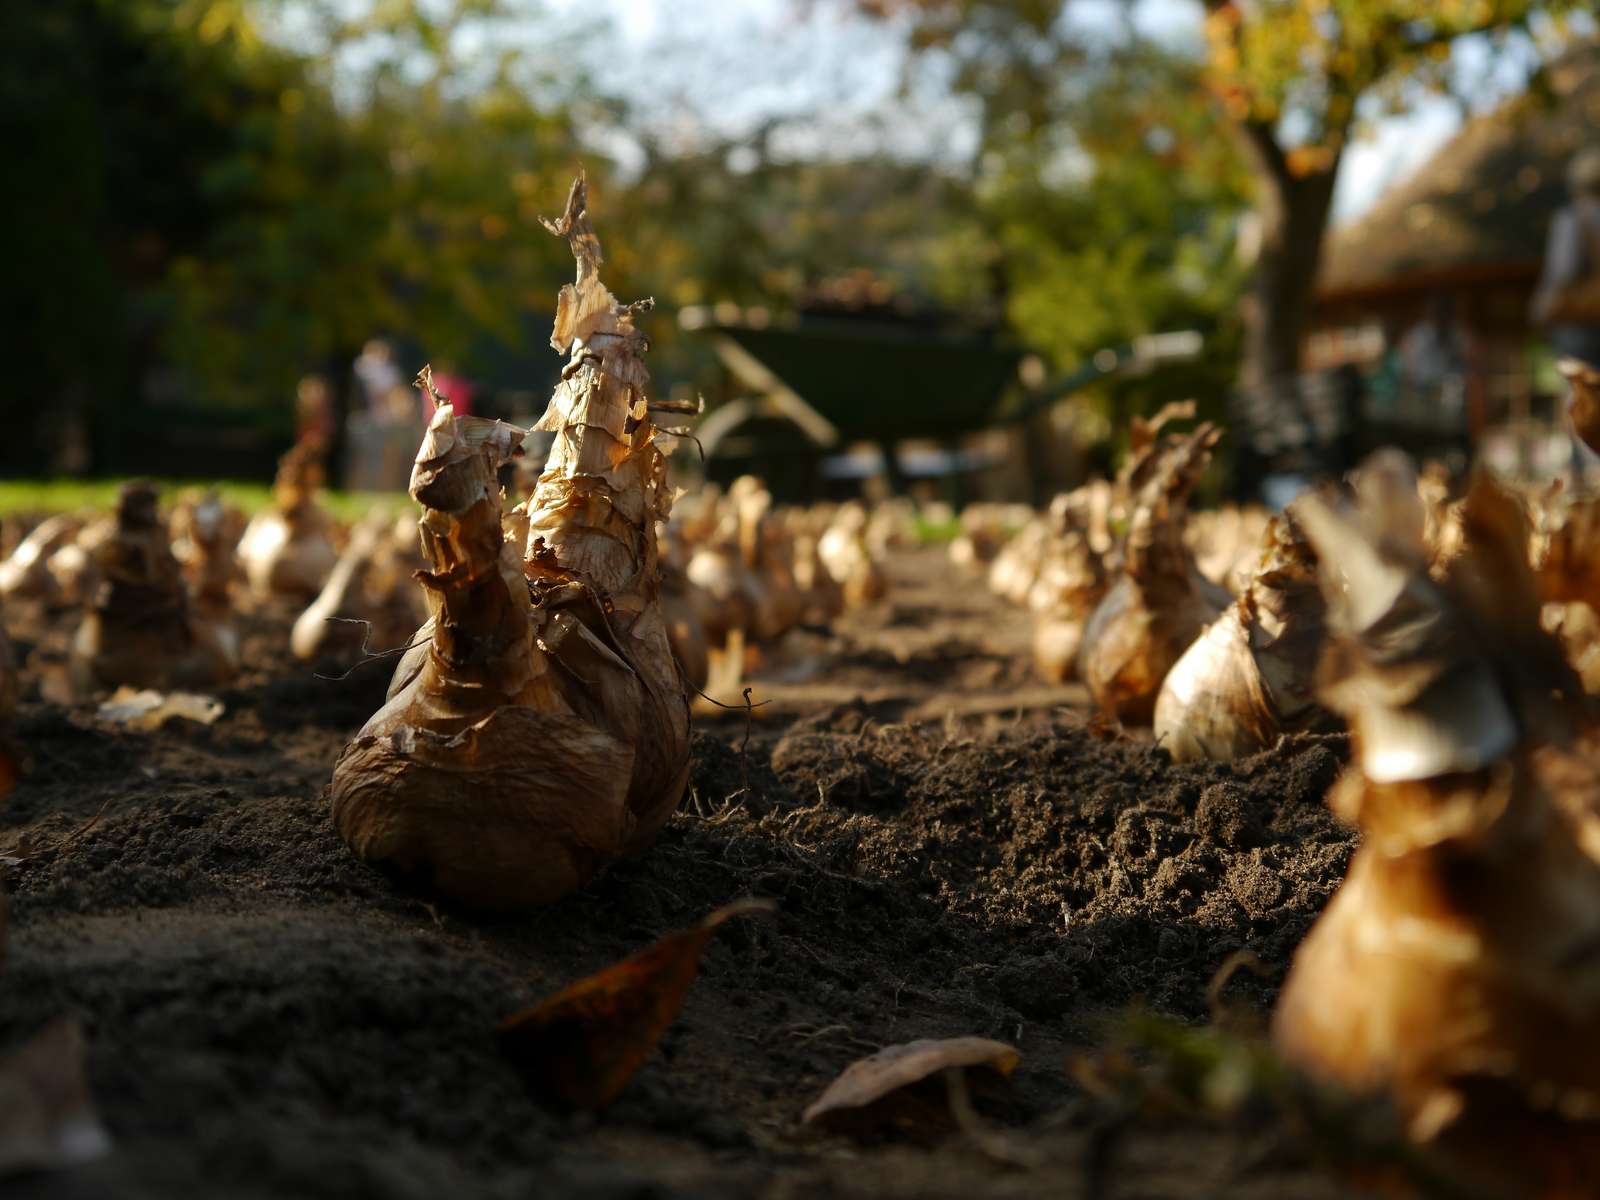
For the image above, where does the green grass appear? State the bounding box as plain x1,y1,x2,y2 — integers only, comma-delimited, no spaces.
913,515,962,544
0,480,408,523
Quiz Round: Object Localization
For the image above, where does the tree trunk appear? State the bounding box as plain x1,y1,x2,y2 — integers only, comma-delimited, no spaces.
1236,122,1343,396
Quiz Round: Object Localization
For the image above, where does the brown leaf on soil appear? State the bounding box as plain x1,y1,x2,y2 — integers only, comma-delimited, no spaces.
0,1018,113,1177
802,1037,1021,1137
498,898,774,1109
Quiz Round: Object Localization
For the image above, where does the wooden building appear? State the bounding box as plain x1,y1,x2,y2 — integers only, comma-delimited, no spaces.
1309,50,1600,470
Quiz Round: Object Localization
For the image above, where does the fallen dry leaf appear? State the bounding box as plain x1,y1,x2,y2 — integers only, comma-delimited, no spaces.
0,1018,113,1177
499,898,773,1108
96,687,224,730
802,1036,1021,1137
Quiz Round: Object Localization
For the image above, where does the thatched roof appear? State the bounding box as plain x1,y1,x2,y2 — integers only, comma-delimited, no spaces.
1317,52,1600,304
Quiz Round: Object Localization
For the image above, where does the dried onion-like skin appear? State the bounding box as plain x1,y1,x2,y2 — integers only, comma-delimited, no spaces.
46,516,113,607
68,482,238,695
292,512,426,664
329,177,690,909
1153,508,1327,762
791,526,844,624
988,518,1048,605
1535,489,1600,607
1079,424,1228,725
0,514,80,603
1274,469,1600,1191
1561,356,1600,458
818,503,886,609
238,442,339,604
1029,491,1107,684
685,514,759,646
659,563,710,692
169,490,242,619
734,481,803,640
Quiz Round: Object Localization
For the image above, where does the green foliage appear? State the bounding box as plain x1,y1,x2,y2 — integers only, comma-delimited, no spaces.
1204,0,1586,151
864,0,1589,402
4,0,589,473
0,479,406,522
977,49,1252,426
157,0,589,408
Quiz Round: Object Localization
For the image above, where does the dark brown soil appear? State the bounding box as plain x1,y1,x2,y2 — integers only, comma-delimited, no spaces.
1,547,1359,1199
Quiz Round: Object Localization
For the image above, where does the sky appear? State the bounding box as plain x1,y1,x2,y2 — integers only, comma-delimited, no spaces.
539,0,1535,225
296,0,1568,225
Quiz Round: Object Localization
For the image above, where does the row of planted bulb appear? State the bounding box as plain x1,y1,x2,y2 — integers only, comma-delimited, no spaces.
955,406,1600,767
12,404,1600,1187
951,402,1600,1189
0,454,899,706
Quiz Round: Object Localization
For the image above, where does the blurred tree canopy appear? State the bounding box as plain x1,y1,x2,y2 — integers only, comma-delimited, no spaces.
973,44,1251,432
4,0,589,474
13,0,1583,483
862,0,1590,407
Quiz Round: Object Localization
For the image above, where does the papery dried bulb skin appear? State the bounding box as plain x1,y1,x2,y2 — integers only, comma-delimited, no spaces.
792,530,844,624
988,519,1048,605
170,491,243,619
331,177,696,909
658,525,710,690
1535,490,1600,609
1544,601,1600,695
1079,424,1226,724
330,401,627,907
1154,510,1329,762
816,502,886,611
292,513,426,663
520,179,690,849
1030,490,1109,683
1275,465,1600,1189
44,515,113,607
1185,504,1271,596
818,502,867,585
1562,357,1600,458
686,516,757,646
238,441,339,603
0,514,81,602
68,482,238,695
731,482,803,640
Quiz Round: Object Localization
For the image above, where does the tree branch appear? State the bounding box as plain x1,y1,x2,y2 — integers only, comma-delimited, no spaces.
1235,117,1291,190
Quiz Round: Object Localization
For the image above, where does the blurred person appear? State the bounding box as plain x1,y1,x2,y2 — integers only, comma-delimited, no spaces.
1533,148,1600,367
353,339,404,413
345,339,415,491
376,383,422,491
425,363,475,417
295,375,334,451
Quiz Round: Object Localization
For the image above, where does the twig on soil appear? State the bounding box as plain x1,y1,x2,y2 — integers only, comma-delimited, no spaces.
694,685,769,794
703,792,749,826
1206,949,1270,1026
54,795,116,857
786,1023,853,1045
777,1022,880,1053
